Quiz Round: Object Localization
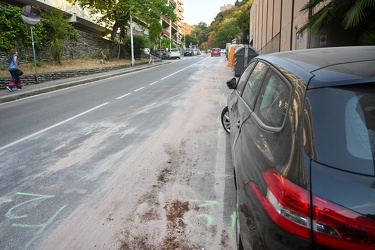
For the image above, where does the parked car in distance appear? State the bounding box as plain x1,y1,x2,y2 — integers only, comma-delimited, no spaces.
151,49,167,59
222,46,375,250
167,48,181,59
211,48,221,57
184,48,194,56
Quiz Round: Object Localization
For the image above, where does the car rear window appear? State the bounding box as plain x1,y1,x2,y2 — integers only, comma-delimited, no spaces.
306,84,375,175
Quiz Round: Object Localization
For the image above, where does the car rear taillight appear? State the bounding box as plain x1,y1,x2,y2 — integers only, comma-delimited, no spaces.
250,168,375,250
313,196,375,249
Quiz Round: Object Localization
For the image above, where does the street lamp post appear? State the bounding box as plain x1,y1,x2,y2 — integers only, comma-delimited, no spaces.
130,14,135,66
21,5,41,83
159,34,163,59
169,20,172,52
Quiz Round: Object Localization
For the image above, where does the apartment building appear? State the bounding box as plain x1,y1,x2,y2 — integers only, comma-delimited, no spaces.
250,0,363,54
161,0,185,46
220,4,234,12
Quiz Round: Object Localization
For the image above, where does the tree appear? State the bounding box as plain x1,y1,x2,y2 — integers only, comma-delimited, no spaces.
208,1,253,47
234,0,252,44
0,6,43,52
0,5,77,63
191,22,210,46
300,0,375,45
161,37,170,49
148,21,163,49
214,17,241,48
124,34,146,58
69,0,176,42
183,34,198,48
42,10,77,63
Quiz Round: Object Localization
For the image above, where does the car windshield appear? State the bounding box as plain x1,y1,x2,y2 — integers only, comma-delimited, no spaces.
307,83,375,175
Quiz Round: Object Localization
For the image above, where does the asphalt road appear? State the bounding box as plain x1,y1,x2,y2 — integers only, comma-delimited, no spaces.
0,54,237,249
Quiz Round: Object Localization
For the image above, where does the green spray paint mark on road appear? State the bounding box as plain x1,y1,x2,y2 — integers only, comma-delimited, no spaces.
198,214,213,226
4,192,67,248
231,212,237,228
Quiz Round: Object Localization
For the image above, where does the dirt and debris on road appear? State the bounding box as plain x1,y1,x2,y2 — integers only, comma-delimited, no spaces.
38,59,235,250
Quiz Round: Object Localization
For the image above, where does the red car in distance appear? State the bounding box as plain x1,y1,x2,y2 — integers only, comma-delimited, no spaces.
211,48,221,57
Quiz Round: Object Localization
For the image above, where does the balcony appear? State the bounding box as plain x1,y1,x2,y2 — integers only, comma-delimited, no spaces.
169,0,176,8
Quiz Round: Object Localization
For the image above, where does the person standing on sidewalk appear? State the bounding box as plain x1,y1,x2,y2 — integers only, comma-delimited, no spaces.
6,48,23,92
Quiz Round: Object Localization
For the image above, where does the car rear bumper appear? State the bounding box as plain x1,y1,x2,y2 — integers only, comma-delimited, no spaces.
238,183,313,250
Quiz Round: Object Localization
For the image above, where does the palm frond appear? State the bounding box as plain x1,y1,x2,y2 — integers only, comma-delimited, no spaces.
343,0,366,29
299,6,333,33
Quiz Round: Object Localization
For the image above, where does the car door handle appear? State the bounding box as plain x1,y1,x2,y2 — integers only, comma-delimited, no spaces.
237,120,240,128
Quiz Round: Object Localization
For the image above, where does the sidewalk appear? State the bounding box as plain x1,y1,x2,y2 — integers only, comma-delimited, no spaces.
0,61,168,104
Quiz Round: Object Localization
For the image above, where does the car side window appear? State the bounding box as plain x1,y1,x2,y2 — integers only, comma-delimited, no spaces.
254,70,291,128
236,61,256,94
241,61,268,109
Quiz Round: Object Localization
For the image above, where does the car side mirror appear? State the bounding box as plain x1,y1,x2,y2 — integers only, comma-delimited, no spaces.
226,78,237,89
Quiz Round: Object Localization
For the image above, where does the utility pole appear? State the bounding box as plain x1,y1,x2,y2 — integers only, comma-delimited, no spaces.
130,14,135,66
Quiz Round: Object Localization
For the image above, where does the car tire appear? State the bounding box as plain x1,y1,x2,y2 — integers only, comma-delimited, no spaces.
221,106,230,133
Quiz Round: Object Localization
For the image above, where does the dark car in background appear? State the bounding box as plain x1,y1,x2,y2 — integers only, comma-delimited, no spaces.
222,46,375,250
184,48,194,56
151,49,167,60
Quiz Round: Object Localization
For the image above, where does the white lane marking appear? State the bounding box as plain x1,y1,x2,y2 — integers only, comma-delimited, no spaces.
117,59,207,98
116,93,131,100
134,87,145,92
160,64,195,80
0,102,110,151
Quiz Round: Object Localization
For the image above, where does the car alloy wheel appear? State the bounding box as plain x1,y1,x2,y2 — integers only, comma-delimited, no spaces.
221,106,230,133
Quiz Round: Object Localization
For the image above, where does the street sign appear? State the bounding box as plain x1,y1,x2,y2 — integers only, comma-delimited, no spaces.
320,35,327,46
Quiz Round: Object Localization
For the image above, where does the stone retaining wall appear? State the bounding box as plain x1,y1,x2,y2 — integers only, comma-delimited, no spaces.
0,60,156,89
1,30,116,67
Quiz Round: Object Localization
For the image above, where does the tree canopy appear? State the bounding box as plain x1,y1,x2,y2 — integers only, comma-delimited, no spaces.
214,17,241,48
68,0,176,41
190,0,252,49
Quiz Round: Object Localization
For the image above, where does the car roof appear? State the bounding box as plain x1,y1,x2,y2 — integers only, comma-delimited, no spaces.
258,46,375,88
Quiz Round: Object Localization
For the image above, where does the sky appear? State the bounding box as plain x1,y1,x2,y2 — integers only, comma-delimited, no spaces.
182,0,235,25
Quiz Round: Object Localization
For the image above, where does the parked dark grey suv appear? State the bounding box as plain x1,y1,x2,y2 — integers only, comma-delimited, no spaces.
222,46,375,250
